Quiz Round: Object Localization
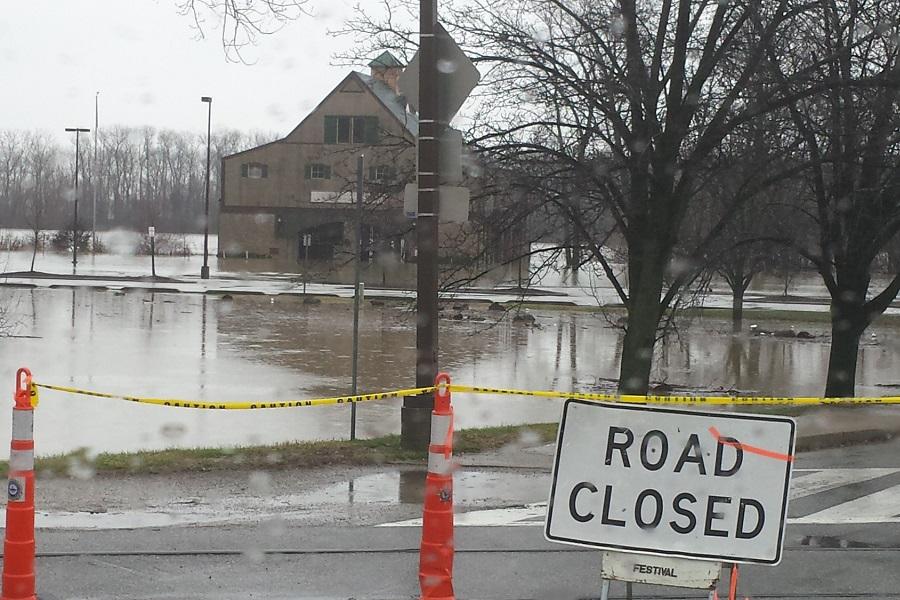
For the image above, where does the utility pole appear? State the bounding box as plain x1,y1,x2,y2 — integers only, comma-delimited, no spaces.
65,127,90,274
402,0,441,450
351,154,365,441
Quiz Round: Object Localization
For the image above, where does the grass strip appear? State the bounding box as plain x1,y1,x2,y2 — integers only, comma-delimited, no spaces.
8,423,560,478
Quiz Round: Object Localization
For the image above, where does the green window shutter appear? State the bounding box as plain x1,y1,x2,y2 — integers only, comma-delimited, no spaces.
324,116,337,144
337,117,351,143
261,164,269,178
324,165,332,179
369,166,376,180
304,164,311,179
366,117,380,144
241,164,248,177
387,166,397,179
352,116,367,144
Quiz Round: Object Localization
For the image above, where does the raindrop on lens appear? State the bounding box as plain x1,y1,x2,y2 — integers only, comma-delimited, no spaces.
437,59,458,73
249,470,272,494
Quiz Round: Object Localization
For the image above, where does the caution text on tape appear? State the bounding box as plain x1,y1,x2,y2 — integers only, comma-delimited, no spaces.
32,382,900,410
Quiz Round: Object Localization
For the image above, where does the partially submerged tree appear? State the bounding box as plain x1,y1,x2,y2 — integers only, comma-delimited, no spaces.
24,133,57,272
774,0,900,396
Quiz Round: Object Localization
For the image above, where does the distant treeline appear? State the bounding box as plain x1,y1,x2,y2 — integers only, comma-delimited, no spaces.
0,128,276,233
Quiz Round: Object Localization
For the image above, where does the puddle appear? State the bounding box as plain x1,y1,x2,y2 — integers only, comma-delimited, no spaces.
12,469,549,530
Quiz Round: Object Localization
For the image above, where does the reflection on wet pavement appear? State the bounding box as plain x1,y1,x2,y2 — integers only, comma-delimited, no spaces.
11,468,548,530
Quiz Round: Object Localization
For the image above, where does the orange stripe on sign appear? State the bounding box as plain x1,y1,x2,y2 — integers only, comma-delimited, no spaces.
708,426,794,463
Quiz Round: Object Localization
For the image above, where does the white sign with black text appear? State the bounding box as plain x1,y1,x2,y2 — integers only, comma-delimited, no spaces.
600,551,720,589
545,401,795,564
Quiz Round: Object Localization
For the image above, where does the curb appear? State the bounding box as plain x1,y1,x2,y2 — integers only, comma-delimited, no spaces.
795,429,896,452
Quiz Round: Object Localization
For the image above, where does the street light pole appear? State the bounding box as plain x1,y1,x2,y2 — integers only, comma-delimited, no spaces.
92,92,99,253
402,0,441,451
65,127,90,274
201,96,213,280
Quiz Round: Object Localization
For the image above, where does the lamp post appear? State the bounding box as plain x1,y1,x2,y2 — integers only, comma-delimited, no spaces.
65,127,90,274
201,96,213,280
92,92,99,253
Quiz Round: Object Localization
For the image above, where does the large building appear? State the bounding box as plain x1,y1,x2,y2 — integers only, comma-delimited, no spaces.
219,52,528,286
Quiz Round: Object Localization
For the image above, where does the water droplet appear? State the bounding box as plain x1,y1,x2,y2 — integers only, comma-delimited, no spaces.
437,59,458,74
160,422,187,441
249,470,272,494
243,547,265,564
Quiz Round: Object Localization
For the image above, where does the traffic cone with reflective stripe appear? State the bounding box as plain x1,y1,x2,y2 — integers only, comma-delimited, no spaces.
419,372,454,600
2,368,38,600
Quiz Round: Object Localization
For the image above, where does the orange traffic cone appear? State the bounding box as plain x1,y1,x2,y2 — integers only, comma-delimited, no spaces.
419,372,454,600
2,368,38,600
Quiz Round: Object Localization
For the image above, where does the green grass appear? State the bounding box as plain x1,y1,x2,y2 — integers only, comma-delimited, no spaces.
7,423,560,478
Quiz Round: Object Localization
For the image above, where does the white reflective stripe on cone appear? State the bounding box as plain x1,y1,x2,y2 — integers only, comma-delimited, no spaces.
427,451,453,475
11,410,34,441
430,414,452,446
9,449,34,472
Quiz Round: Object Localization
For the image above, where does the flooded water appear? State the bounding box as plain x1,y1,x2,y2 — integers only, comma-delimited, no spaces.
1,287,900,458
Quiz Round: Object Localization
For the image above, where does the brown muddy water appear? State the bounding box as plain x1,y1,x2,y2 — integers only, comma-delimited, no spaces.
1,287,899,457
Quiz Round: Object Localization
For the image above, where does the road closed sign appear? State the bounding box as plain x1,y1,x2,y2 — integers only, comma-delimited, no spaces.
545,400,795,564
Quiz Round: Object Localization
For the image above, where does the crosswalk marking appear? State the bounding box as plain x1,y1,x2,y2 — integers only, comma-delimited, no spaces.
790,468,900,499
379,468,900,527
792,484,900,524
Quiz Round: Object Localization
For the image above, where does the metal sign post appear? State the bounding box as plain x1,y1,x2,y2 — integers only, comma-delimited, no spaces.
302,233,312,295
350,155,364,441
148,226,156,278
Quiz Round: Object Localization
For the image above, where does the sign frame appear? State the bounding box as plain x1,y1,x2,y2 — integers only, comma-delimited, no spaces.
545,400,796,565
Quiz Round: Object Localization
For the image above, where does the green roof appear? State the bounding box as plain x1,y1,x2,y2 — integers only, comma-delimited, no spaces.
368,51,404,69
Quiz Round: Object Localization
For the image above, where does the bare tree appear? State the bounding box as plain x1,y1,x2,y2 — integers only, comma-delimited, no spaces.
25,133,56,272
773,0,900,396
176,0,310,62
339,0,824,394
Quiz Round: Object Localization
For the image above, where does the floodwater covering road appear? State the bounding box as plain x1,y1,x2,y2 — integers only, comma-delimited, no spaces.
0,286,899,458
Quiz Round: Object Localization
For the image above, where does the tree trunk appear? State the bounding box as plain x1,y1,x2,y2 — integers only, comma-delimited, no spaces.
618,245,666,395
30,231,38,272
731,284,745,333
824,291,866,397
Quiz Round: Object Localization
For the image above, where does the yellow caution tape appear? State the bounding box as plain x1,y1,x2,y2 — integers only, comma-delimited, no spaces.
29,383,39,408
33,381,900,409
34,382,436,410
449,385,900,405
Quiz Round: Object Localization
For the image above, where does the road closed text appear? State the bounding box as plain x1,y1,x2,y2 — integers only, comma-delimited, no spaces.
545,401,795,564
566,427,765,539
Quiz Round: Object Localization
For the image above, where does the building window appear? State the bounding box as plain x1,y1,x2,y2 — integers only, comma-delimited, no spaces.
369,165,397,181
241,162,268,179
324,116,379,144
305,163,332,180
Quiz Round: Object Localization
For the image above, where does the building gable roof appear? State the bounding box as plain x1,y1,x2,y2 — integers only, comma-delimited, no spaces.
225,69,418,162
369,51,404,69
353,71,418,137
280,71,417,141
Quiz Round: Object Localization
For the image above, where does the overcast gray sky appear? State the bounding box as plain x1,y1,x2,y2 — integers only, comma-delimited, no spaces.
0,1,368,140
